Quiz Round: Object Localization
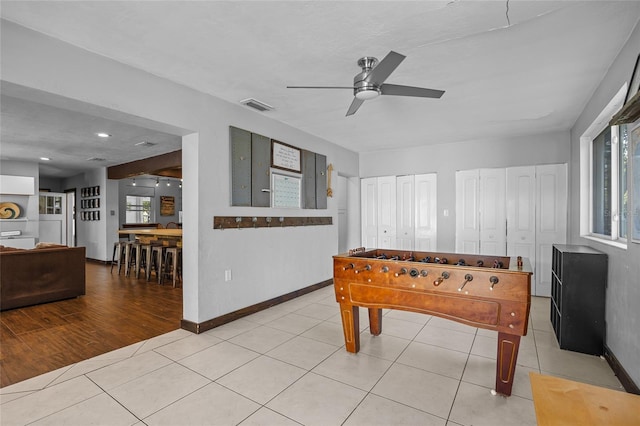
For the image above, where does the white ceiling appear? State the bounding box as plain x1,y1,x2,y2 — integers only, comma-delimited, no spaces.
0,93,183,178
1,1,640,177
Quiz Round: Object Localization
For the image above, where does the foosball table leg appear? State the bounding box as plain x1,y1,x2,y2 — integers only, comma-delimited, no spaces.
494,332,521,396
368,308,382,336
340,303,360,353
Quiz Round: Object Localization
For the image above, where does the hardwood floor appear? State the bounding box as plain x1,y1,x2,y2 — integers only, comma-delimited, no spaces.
0,261,183,388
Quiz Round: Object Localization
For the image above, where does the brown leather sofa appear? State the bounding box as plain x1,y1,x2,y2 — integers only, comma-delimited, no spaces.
0,245,86,310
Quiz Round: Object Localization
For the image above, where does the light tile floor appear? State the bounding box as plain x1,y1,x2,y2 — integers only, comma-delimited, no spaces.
0,288,623,426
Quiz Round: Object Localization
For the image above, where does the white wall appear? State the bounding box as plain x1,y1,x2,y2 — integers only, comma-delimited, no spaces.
39,176,64,192
0,160,39,244
0,20,359,324
570,22,640,387
360,131,571,251
63,168,109,260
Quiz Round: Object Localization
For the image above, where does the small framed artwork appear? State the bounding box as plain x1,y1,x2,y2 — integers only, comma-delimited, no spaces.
271,140,301,173
626,54,640,103
160,196,175,216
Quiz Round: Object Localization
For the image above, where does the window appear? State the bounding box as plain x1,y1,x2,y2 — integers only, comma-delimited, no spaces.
580,85,629,247
39,194,62,215
592,127,612,236
126,195,152,224
587,124,628,243
620,124,629,239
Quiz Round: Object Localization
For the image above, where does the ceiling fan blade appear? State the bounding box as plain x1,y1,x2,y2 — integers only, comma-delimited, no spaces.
287,86,354,89
346,97,365,116
380,83,445,98
365,51,406,85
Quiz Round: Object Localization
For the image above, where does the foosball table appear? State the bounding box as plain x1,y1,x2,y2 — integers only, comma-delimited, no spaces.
333,248,532,396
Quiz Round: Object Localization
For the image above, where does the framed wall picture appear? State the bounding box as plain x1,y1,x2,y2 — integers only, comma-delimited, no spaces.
160,196,175,216
271,140,301,173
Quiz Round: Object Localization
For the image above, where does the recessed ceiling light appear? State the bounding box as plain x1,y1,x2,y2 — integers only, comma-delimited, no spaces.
40,157,51,161
96,132,111,138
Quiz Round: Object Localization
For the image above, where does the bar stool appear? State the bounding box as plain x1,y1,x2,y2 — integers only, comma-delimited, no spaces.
148,244,165,283
110,241,127,274
136,242,152,279
123,241,137,276
127,241,145,277
161,246,182,287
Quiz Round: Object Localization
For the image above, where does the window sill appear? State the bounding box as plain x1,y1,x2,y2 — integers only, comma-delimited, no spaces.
581,235,627,250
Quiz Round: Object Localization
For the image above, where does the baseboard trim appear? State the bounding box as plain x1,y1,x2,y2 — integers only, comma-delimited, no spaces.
86,258,109,265
181,278,334,334
604,344,640,394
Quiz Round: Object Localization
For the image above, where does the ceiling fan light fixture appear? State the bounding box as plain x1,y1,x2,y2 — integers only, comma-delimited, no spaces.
355,89,380,100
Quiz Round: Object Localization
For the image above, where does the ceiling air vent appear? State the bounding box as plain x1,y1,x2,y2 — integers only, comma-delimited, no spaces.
135,141,157,147
86,157,106,162
240,98,274,112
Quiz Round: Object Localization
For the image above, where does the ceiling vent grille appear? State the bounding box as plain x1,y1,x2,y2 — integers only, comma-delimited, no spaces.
240,98,274,112
135,141,156,147
86,157,106,162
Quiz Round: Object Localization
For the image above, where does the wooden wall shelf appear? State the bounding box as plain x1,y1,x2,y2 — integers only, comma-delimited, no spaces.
610,89,640,125
214,215,332,230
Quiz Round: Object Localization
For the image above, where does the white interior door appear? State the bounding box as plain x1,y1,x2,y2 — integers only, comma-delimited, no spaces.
39,192,67,245
338,176,348,254
535,163,567,297
415,173,437,251
66,190,76,247
396,175,414,250
506,166,537,280
455,170,480,254
377,176,397,249
479,168,506,255
360,177,378,248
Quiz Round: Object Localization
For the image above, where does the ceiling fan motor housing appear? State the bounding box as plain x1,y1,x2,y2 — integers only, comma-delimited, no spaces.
354,56,381,99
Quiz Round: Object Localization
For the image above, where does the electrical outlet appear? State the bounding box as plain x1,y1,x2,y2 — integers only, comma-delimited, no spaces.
224,269,232,281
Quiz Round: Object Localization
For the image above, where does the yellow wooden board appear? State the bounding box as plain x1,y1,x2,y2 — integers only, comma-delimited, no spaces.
530,372,640,426
119,229,181,237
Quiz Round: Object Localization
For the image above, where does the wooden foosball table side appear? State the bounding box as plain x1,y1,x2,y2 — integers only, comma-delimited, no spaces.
333,248,532,397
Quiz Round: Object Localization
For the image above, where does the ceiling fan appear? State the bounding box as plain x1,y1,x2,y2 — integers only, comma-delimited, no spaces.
287,51,445,116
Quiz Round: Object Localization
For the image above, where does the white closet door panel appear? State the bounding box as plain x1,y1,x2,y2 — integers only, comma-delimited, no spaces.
396,175,414,250
535,164,567,297
479,169,506,255
510,242,535,260
377,176,397,249
360,178,378,248
506,166,536,267
456,170,480,254
415,173,437,251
